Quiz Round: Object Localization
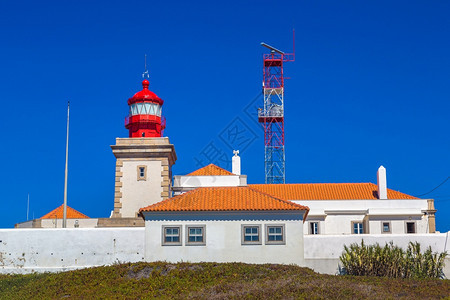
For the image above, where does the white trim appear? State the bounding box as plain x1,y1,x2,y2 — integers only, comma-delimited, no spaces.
325,210,368,215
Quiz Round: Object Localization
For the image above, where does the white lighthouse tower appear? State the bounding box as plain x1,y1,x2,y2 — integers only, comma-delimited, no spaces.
107,78,177,222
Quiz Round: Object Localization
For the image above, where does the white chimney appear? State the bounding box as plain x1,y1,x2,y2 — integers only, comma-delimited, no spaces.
232,150,241,175
377,165,388,200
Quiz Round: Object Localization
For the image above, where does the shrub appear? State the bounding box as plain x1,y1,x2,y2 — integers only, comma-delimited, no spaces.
339,241,447,279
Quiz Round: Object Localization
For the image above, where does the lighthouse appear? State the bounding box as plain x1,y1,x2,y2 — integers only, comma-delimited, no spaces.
125,79,165,138
108,77,177,221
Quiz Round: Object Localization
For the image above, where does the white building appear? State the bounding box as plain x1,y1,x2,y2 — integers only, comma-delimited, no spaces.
172,163,436,235
139,186,309,265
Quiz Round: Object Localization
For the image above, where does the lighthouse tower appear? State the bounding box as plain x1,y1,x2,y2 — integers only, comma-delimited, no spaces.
109,78,177,220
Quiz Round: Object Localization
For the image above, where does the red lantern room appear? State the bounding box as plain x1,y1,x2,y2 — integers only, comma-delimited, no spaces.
125,79,166,138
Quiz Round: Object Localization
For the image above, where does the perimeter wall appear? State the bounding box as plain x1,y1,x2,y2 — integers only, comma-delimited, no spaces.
1,228,449,278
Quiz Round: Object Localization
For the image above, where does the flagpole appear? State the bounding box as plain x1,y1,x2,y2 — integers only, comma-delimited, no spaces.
27,193,29,221
63,101,70,228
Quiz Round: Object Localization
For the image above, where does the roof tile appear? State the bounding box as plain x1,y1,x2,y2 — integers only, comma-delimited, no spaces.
140,186,309,213
187,164,234,176
249,183,417,200
40,204,89,219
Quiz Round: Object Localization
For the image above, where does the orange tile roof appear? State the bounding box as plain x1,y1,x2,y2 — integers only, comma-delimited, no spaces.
249,183,418,200
140,186,309,214
187,164,234,176
40,204,89,219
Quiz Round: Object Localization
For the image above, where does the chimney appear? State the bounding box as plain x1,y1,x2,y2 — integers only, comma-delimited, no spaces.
377,166,388,199
232,150,241,175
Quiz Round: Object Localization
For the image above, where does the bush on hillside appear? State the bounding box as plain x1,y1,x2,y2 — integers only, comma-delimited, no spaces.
339,241,447,279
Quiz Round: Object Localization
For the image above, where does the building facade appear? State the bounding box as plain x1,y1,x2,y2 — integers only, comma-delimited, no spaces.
140,186,309,265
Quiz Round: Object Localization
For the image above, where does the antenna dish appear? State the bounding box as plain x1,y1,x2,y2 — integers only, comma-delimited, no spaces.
261,42,285,55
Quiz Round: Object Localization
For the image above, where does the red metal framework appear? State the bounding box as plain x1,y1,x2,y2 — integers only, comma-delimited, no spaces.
258,36,294,184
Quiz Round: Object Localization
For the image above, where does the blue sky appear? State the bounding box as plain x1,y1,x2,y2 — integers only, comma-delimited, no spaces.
0,1,449,231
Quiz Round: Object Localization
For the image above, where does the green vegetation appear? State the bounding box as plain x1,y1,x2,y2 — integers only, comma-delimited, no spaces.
340,241,448,279
0,262,449,299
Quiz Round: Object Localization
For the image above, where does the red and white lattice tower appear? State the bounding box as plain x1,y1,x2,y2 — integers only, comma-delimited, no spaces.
258,37,294,184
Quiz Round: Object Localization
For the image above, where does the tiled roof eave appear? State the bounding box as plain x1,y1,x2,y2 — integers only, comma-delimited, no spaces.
141,208,308,213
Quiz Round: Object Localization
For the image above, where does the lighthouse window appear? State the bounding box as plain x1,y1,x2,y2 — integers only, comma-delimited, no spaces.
143,103,150,114
138,103,144,114
156,105,161,116
137,166,147,181
131,104,139,115
130,103,161,116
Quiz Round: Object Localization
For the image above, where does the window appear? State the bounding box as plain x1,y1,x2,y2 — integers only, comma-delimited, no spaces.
353,222,364,234
242,225,261,245
186,225,205,246
137,165,147,181
406,222,416,234
382,222,391,233
129,103,162,116
265,224,285,245
162,226,182,246
309,222,319,235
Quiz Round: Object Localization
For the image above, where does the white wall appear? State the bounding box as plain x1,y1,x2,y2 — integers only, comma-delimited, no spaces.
304,233,450,277
0,228,145,274
40,219,99,228
1,226,448,278
143,212,305,265
298,199,429,235
120,160,162,217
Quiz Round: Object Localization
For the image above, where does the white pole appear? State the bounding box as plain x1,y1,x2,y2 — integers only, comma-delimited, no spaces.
63,101,70,228
27,193,29,221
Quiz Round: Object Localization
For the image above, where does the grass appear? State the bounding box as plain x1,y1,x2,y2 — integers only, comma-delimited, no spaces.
0,262,449,299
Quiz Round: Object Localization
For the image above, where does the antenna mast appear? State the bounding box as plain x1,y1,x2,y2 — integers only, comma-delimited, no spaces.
63,101,70,228
258,32,295,184
27,193,29,221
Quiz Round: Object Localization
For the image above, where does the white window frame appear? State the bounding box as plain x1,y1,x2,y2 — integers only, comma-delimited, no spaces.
309,221,319,235
265,224,285,245
241,224,262,245
352,221,364,234
185,225,206,246
162,225,182,246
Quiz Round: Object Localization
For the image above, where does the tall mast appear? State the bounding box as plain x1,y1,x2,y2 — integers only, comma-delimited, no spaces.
63,101,70,228
27,193,29,221
259,34,295,184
